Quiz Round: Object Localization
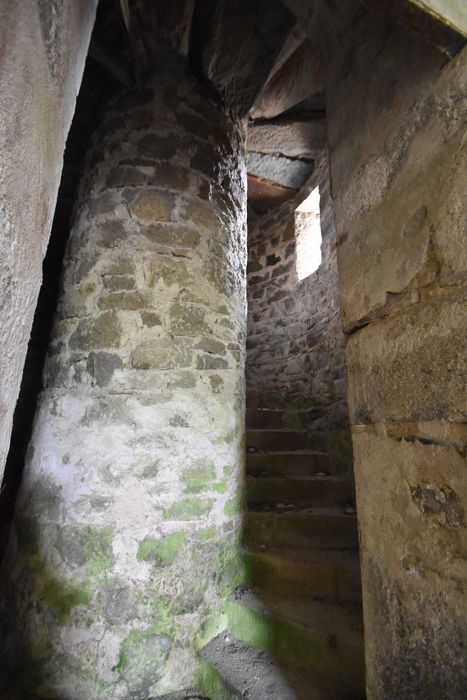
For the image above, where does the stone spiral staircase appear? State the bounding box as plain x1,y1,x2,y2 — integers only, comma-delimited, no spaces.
179,398,366,700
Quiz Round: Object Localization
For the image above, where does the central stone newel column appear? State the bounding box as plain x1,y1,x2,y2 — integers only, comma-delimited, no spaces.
2,58,247,698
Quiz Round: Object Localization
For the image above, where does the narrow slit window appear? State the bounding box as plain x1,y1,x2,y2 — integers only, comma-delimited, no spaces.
295,186,322,280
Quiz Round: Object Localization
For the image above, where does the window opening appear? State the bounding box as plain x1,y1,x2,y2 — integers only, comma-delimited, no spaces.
295,186,322,280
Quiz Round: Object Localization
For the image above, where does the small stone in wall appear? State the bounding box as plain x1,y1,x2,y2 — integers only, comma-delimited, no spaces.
136,133,180,160
86,352,122,387
169,303,209,336
129,191,174,221
141,311,162,327
209,375,224,392
69,311,122,350
131,338,193,370
195,337,226,355
196,355,228,370
102,274,135,291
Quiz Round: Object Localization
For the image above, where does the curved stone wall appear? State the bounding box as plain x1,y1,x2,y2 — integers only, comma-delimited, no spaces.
246,157,350,437
0,59,247,698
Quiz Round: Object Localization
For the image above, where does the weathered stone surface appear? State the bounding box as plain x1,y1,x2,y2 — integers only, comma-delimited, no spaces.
181,198,219,230
141,311,162,327
251,39,323,119
103,274,136,291
353,428,467,698
86,351,123,387
247,118,326,159
145,257,189,287
323,8,467,695
131,339,193,370
143,224,200,250
0,62,247,698
0,0,98,482
247,156,350,433
346,290,467,424
328,17,466,330
129,190,175,221
69,311,122,350
191,0,296,116
246,152,314,190
169,303,209,336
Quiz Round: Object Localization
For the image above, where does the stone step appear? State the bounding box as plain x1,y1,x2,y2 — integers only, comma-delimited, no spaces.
198,631,298,699
198,631,362,700
246,474,354,508
246,429,353,473
226,586,365,695
247,428,310,451
152,692,208,699
247,450,343,477
246,407,286,429
244,508,359,550
243,546,362,604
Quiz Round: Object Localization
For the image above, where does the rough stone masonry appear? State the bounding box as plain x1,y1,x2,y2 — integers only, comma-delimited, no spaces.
0,52,247,698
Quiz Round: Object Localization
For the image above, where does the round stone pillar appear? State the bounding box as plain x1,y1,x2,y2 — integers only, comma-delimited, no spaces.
1,60,246,699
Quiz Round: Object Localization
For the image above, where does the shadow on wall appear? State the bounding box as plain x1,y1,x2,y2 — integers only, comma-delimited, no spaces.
0,55,118,565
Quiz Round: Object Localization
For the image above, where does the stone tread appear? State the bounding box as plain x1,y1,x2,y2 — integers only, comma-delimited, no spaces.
247,505,357,514
246,474,354,507
247,473,352,481
244,507,359,549
246,450,341,477
247,428,308,433
199,631,298,699
244,544,361,569
152,692,209,699
247,449,329,456
231,585,364,636
200,631,364,700
242,544,362,604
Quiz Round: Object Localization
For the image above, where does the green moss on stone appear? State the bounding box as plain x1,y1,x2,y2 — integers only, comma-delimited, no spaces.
164,498,213,520
35,572,92,624
84,525,114,577
212,480,228,493
55,523,114,577
214,426,236,445
226,595,273,651
137,536,159,562
116,625,172,688
224,495,243,516
137,532,185,565
196,656,237,700
182,460,216,493
197,527,216,541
